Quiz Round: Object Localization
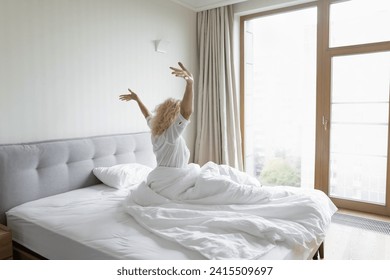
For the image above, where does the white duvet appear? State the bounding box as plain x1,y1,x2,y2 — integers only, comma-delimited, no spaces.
123,162,337,260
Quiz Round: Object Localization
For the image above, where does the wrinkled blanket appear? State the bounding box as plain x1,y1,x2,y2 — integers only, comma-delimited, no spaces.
123,162,337,259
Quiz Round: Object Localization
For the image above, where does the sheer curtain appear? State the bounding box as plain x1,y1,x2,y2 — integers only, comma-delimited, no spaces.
194,5,243,170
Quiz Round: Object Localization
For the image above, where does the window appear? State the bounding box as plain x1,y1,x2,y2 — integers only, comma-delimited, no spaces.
241,0,390,216
242,7,317,189
329,52,390,205
329,0,390,47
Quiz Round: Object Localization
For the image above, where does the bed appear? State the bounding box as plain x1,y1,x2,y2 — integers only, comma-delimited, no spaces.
0,132,332,260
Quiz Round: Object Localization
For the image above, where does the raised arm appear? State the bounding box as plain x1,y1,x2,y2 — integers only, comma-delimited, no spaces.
170,62,194,120
119,89,151,119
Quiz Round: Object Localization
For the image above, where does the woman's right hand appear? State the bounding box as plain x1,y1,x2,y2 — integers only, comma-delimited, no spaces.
119,89,139,102
170,62,193,85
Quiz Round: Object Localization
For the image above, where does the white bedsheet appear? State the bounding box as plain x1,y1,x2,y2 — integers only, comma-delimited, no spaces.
124,162,337,260
6,184,203,260
6,183,315,260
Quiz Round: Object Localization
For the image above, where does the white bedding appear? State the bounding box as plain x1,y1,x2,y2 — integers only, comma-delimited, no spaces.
6,184,203,260
124,162,337,260
6,183,316,260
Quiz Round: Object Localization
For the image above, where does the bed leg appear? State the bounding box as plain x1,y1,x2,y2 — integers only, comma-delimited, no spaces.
312,242,324,260
318,242,324,259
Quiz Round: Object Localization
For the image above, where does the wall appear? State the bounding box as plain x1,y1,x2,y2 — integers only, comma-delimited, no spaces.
0,0,197,157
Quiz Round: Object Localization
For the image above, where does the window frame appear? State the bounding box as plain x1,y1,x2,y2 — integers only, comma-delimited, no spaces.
240,0,390,216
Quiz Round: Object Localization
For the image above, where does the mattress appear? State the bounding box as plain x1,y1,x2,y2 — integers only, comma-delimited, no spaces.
6,184,312,260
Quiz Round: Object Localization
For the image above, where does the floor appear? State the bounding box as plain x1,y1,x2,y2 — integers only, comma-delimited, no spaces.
324,209,390,260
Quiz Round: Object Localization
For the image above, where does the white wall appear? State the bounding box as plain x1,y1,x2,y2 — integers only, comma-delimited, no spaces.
0,0,197,155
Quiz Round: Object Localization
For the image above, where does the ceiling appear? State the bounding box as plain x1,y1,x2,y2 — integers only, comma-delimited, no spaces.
170,0,249,12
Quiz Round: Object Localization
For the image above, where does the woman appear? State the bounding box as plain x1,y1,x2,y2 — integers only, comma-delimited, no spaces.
119,62,261,201
119,65,337,260
119,62,193,170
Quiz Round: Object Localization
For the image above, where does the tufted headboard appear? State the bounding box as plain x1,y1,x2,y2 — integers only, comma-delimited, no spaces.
0,132,156,225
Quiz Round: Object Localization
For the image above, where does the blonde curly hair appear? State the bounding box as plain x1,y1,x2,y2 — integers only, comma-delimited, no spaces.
151,98,181,136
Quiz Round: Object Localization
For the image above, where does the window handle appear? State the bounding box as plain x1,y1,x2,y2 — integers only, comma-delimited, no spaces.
322,116,328,131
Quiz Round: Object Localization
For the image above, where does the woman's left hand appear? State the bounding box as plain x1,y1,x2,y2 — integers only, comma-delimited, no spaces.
170,62,193,84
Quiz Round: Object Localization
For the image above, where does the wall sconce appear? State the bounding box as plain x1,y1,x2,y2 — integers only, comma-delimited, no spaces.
154,39,170,53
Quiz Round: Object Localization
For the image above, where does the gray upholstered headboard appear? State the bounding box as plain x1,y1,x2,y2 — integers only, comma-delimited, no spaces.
0,132,156,225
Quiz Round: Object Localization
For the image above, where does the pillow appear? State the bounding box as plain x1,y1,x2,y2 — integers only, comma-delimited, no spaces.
93,163,153,189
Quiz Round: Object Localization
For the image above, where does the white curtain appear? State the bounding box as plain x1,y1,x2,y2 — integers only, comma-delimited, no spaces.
194,5,243,170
